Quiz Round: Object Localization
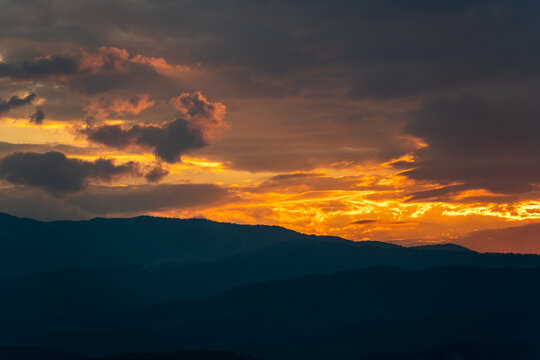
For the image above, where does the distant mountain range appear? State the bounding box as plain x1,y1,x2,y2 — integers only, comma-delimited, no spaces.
2,213,540,359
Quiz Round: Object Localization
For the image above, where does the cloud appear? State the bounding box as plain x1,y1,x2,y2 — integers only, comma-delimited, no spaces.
143,163,169,183
0,54,79,79
0,47,187,80
0,182,230,219
251,172,374,193
400,94,540,197
82,119,206,163
0,47,188,96
68,183,230,216
84,94,155,119
457,223,540,254
0,151,140,195
170,91,228,139
406,184,474,202
350,219,378,225
0,93,37,117
82,92,227,163
0,187,91,221
2,1,540,101
29,107,45,124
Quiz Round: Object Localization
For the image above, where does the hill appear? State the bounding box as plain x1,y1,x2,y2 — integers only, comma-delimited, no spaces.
4,266,540,359
2,213,540,324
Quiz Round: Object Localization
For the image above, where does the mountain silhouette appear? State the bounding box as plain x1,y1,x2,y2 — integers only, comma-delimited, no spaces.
2,214,540,324
3,213,540,359
0,212,322,275
4,266,540,359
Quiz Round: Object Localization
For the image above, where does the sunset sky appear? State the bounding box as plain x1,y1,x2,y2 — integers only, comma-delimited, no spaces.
1,0,539,246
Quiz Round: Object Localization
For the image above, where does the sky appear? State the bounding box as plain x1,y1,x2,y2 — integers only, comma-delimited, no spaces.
0,0,539,247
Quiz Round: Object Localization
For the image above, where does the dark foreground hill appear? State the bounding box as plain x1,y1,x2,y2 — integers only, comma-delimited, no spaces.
2,343,539,360
4,266,540,360
0,347,257,360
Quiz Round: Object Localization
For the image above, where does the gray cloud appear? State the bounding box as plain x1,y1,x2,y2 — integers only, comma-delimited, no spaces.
9,1,540,98
0,187,92,221
457,223,540,254
0,151,140,195
0,182,230,220
0,93,37,116
68,183,230,216
143,163,169,183
29,107,45,124
82,118,206,163
401,94,540,196
0,54,79,79
1,0,540,186
81,91,227,163
1,0,538,101
0,47,181,98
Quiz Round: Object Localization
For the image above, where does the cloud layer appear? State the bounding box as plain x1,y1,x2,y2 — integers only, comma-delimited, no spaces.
401,95,540,197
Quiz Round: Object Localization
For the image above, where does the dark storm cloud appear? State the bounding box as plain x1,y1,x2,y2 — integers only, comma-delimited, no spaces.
82,118,206,163
0,151,140,195
68,183,230,215
3,0,539,99
0,54,79,78
0,93,37,116
401,94,540,196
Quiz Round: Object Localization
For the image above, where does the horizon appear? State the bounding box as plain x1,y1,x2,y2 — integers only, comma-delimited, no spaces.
2,210,539,255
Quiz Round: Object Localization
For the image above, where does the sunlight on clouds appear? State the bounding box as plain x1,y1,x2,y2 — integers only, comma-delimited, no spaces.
169,157,226,173
442,201,540,221
0,118,76,144
154,180,540,245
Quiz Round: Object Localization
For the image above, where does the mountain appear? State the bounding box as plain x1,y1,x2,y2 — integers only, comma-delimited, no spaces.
2,212,540,325
6,266,540,359
3,213,540,359
3,235,540,323
0,212,321,275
